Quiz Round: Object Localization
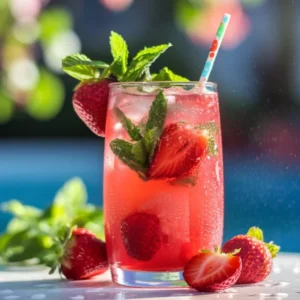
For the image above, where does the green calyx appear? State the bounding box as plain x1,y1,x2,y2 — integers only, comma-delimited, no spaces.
62,32,188,83
246,226,280,258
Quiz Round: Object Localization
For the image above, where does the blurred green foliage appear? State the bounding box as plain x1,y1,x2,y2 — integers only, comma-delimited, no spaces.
0,178,104,266
0,1,78,124
0,0,265,125
26,69,65,120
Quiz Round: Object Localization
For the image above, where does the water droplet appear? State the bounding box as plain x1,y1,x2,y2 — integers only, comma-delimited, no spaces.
293,267,300,273
3,296,20,300
278,282,290,287
69,296,84,300
30,294,46,299
0,291,14,295
263,283,271,287
273,266,281,273
85,288,104,293
34,284,54,288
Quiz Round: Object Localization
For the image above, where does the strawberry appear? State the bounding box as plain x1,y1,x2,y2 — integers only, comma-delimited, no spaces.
120,212,162,261
183,250,242,292
72,79,111,137
147,123,207,180
60,228,108,280
222,227,280,284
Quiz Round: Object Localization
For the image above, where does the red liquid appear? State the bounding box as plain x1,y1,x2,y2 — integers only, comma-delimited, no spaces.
104,86,224,272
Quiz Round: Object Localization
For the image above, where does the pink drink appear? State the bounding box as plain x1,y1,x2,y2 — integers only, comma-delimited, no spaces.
104,82,223,286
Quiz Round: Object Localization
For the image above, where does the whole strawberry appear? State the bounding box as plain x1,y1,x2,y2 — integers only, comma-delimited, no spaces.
72,80,111,137
222,227,280,284
60,228,108,280
183,249,242,292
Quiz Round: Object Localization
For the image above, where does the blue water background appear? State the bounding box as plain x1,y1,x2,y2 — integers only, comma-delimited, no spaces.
0,140,299,252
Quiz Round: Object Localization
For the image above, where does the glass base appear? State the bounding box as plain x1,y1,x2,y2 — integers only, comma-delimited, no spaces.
111,266,188,287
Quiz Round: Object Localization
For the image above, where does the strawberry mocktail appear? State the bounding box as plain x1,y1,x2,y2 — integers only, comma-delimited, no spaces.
104,82,223,286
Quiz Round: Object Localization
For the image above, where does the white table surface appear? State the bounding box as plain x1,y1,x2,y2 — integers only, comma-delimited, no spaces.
0,253,299,300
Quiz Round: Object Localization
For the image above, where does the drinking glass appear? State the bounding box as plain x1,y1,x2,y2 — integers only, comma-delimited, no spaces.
104,82,223,287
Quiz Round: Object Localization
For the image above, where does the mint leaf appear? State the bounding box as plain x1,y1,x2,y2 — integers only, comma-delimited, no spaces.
122,44,172,81
153,67,189,82
143,127,159,162
62,54,109,81
132,140,147,165
145,91,167,134
115,107,142,141
109,31,129,78
110,139,147,179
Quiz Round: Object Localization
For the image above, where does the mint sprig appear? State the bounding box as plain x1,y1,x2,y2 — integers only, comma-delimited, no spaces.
114,107,142,141
122,44,172,82
110,91,167,178
62,33,189,84
153,67,189,82
109,31,129,79
62,54,109,81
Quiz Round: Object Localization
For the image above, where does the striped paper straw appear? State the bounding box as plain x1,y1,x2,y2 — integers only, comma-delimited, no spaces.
199,13,231,83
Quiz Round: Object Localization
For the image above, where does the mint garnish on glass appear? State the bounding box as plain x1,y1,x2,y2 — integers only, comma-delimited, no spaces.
61,31,218,184
61,31,187,137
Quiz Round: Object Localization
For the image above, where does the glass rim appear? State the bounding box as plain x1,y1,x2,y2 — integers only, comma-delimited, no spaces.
109,81,217,88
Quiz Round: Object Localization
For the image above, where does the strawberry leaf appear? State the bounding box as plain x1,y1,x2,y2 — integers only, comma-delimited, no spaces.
109,31,129,79
115,107,142,141
110,139,147,179
153,67,189,82
62,54,109,81
122,44,172,81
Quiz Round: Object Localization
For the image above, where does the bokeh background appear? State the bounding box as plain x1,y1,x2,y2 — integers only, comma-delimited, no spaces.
1,0,299,251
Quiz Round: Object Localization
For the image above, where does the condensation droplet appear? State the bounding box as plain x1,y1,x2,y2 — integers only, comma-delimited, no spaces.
69,296,84,300
0,291,14,295
30,294,46,300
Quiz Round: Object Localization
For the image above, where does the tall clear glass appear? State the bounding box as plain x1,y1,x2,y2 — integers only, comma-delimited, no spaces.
104,82,224,287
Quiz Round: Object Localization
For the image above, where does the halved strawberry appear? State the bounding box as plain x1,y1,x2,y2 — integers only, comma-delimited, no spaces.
183,251,242,292
120,212,162,261
147,123,207,180
72,79,111,137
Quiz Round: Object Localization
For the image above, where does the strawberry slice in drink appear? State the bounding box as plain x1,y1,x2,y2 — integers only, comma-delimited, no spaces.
147,122,208,180
120,212,163,261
